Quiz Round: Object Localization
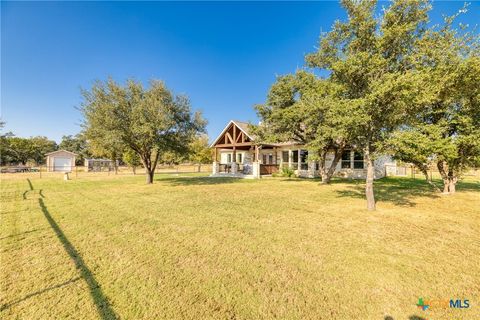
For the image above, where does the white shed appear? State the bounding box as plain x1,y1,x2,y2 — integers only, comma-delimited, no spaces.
45,150,78,172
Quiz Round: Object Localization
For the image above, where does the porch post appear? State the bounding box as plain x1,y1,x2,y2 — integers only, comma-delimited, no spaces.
231,146,237,174
297,149,301,171
253,145,260,178
212,147,219,175
288,149,292,169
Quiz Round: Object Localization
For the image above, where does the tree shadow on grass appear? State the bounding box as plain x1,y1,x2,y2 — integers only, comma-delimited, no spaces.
0,227,47,241
160,176,243,186
37,198,118,319
0,277,81,311
335,178,441,207
384,316,426,320
336,177,479,207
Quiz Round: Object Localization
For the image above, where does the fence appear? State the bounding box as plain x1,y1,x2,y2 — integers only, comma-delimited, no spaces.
0,164,211,180
385,164,480,180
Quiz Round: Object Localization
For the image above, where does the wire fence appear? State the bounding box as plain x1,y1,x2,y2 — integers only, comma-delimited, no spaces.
2,164,478,181
0,164,211,180
385,165,480,180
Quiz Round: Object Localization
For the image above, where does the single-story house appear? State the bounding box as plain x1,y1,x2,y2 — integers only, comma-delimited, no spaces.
45,150,78,172
210,120,396,179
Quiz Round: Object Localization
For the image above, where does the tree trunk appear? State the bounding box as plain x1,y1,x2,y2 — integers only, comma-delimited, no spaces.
318,150,329,184
437,161,451,194
141,156,154,184
364,146,376,211
326,148,343,183
132,166,136,175
318,147,345,184
448,179,456,193
146,169,154,184
447,170,457,194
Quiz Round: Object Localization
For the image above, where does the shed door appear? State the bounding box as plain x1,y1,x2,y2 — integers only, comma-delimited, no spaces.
53,157,72,172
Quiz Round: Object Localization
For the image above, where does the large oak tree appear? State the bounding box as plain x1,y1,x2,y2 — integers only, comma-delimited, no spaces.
306,0,429,210
81,78,206,183
255,71,354,184
385,12,480,194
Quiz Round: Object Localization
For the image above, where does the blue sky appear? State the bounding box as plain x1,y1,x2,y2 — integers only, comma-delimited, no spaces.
2,1,479,142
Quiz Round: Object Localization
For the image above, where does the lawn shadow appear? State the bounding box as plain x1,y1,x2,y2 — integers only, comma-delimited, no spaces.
384,316,426,320
0,227,47,241
336,177,478,207
335,177,443,207
27,178,33,191
0,277,81,311
160,176,242,186
38,198,118,319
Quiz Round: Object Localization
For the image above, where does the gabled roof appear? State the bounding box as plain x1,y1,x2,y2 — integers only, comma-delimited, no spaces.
210,120,256,147
45,149,78,156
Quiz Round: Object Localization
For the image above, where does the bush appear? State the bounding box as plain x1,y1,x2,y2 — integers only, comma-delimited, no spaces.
279,166,295,178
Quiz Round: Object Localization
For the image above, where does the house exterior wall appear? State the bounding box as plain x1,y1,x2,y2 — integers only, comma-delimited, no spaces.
219,150,250,164
216,148,393,179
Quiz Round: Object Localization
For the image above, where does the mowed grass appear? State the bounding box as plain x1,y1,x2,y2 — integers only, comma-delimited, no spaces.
1,173,479,320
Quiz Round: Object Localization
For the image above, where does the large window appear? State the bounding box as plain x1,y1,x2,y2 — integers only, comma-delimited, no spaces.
282,151,289,163
353,151,364,169
227,154,232,163
262,154,267,164
341,150,351,168
237,153,242,163
300,150,308,170
292,150,299,163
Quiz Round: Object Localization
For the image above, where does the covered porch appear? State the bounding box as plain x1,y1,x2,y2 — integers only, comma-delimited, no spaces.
210,120,281,178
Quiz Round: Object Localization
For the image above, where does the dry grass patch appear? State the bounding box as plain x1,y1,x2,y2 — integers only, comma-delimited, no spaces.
1,173,479,319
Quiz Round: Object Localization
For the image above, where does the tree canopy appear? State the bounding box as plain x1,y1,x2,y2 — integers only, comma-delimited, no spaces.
385,11,480,193
81,78,206,183
59,134,91,165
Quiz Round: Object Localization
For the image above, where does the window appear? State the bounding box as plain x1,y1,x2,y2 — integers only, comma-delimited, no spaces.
292,150,299,163
341,150,351,168
300,150,308,170
282,151,289,162
353,151,364,169
237,153,242,163
262,154,267,164
268,154,273,164
227,154,232,163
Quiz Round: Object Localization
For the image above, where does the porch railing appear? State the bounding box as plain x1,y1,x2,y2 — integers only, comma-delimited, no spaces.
218,163,247,174
260,164,279,175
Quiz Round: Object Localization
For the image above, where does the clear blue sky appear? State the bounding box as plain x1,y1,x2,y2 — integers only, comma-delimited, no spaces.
2,1,479,142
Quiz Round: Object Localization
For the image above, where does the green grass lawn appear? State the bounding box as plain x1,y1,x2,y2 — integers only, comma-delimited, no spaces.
1,173,479,320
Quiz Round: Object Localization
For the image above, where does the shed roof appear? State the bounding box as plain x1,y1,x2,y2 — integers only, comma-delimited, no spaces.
45,149,78,156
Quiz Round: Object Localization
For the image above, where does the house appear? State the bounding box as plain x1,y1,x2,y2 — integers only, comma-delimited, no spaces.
210,120,395,179
45,150,78,172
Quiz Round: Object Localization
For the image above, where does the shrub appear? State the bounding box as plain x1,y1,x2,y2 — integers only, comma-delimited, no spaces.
280,166,295,178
